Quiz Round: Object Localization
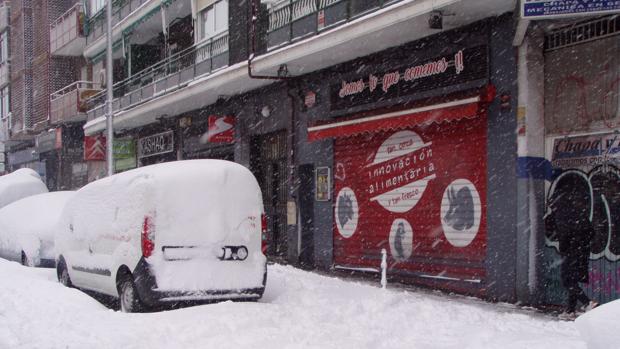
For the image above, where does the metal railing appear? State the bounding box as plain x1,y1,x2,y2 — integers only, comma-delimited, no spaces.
86,0,151,45
50,81,102,124
266,0,401,50
85,32,229,120
50,3,85,54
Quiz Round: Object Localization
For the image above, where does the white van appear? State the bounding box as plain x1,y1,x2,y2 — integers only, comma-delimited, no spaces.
55,160,267,312
0,191,74,267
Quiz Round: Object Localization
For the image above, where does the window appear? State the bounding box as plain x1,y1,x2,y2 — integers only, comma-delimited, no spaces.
0,31,8,64
0,87,9,120
201,0,228,41
90,0,105,16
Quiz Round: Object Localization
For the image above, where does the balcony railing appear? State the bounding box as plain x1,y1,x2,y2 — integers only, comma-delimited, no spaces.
86,0,151,46
50,3,86,56
85,32,229,120
266,0,402,50
0,61,8,88
50,81,102,124
0,2,9,33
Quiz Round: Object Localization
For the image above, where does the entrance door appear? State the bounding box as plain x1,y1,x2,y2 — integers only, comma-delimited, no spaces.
251,131,288,258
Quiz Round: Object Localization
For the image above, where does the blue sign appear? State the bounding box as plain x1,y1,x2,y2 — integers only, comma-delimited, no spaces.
522,0,620,19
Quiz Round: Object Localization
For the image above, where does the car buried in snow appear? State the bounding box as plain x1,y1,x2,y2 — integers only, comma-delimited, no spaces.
0,191,75,267
55,160,268,312
0,168,49,209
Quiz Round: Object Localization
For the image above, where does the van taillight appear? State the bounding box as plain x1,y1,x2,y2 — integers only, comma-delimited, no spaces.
142,215,155,258
261,213,268,254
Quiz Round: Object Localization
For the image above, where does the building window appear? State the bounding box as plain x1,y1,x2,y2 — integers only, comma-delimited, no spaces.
0,87,9,120
0,31,8,64
90,0,105,16
200,0,228,41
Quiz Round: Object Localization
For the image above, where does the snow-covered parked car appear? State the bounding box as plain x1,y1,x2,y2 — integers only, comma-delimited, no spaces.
0,168,49,209
55,160,268,312
0,191,75,267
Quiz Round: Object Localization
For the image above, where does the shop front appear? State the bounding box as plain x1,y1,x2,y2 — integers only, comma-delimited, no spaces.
300,16,517,298
541,15,620,305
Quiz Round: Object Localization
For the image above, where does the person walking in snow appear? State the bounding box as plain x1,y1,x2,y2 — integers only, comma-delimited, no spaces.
545,172,597,316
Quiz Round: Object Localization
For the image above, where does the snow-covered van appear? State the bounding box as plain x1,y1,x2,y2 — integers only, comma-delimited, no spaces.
55,160,268,312
0,191,75,267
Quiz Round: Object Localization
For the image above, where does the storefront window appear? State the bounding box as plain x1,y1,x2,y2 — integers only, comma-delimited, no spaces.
200,0,228,41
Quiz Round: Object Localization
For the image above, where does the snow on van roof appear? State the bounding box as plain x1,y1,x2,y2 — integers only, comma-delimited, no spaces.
68,159,263,248
0,168,49,209
95,159,255,183
0,191,75,241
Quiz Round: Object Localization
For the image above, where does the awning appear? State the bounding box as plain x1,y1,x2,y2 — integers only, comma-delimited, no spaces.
307,96,482,141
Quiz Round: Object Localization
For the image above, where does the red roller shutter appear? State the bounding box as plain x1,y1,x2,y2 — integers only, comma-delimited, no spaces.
332,106,487,287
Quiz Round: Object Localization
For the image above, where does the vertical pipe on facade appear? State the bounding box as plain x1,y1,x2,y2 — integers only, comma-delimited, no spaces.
247,0,291,81
517,40,538,298
105,0,114,176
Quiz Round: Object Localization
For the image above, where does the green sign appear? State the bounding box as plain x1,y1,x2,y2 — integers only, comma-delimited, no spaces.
114,138,137,172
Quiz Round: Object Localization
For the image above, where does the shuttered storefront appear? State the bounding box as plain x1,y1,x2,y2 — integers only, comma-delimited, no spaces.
327,103,488,290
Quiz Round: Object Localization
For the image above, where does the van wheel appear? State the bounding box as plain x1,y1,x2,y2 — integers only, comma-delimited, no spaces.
21,251,31,267
119,275,144,313
57,259,73,288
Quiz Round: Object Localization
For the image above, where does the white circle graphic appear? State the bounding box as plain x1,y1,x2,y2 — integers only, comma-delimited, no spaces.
440,179,481,247
369,130,436,213
389,219,413,261
335,187,359,238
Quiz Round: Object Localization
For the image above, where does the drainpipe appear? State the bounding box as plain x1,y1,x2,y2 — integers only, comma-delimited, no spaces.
247,0,292,81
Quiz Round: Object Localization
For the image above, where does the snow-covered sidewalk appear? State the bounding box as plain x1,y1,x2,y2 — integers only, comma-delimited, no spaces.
0,259,585,349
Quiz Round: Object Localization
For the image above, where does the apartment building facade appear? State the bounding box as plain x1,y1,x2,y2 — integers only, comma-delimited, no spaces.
2,0,91,189
3,0,618,309
73,0,521,302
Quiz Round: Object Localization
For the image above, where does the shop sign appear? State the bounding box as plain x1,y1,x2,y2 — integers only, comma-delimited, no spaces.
522,0,620,19
84,135,106,161
8,148,39,166
315,166,331,201
551,132,620,169
35,130,58,154
330,46,487,111
138,131,174,158
114,138,137,171
333,114,487,281
205,115,235,143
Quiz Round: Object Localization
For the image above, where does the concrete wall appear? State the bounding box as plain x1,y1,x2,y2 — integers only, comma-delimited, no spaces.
484,14,519,303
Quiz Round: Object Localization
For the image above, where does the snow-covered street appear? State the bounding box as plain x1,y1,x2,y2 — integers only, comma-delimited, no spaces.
0,259,585,349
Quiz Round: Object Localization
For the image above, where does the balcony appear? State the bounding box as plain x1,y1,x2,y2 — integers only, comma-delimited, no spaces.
50,81,102,125
266,0,403,50
50,3,86,56
0,2,9,33
83,0,159,57
86,32,229,120
0,61,8,88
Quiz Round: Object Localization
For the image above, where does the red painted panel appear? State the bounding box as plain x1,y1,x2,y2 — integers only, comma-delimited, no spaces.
333,113,487,282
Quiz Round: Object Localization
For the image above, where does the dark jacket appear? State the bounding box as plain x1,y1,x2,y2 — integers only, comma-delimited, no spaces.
546,210,593,284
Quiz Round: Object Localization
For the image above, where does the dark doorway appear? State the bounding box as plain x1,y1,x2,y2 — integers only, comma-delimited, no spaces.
250,131,288,259
298,164,315,269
